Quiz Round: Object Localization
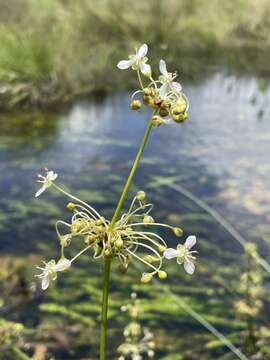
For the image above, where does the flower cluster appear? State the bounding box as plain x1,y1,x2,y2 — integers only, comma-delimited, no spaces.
117,43,189,126
35,170,197,289
118,292,155,360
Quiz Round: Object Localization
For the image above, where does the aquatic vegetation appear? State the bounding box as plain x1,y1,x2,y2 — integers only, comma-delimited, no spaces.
35,43,196,359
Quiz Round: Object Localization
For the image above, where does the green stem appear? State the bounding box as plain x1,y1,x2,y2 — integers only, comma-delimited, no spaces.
99,112,155,360
11,347,32,360
109,114,154,230
99,258,111,360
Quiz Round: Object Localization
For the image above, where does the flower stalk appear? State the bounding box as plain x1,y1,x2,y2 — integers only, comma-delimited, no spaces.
100,111,156,359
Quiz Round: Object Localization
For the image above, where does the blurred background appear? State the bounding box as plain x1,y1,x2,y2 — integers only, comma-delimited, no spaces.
1,0,270,359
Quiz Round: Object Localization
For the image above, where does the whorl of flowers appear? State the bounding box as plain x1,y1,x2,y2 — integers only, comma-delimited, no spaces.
118,292,155,360
34,169,197,289
117,43,189,126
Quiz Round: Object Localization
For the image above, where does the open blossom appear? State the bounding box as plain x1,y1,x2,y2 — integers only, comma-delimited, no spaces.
36,258,71,290
117,44,151,77
164,236,197,274
35,169,58,197
159,59,182,99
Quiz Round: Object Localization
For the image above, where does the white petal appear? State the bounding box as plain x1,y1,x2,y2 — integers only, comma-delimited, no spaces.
164,248,180,259
137,43,148,58
159,83,168,99
159,59,167,75
41,275,50,290
48,171,58,181
35,184,47,197
185,236,196,250
184,259,195,274
172,81,182,92
140,62,151,77
53,258,71,272
117,60,133,70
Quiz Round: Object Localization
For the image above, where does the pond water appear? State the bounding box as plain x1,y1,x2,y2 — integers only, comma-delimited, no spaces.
1,72,270,359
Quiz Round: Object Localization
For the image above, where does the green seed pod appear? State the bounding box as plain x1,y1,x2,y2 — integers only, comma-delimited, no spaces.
143,87,151,96
151,115,165,127
130,99,141,110
172,111,188,124
173,227,183,237
136,190,146,202
158,270,168,280
104,248,112,257
159,108,169,117
141,272,153,283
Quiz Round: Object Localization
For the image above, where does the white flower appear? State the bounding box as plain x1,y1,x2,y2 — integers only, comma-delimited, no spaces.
35,169,58,197
36,258,71,290
159,59,182,99
164,236,197,274
117,44,151,77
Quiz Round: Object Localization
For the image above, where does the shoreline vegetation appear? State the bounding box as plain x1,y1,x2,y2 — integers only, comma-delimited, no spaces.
0,0,270,110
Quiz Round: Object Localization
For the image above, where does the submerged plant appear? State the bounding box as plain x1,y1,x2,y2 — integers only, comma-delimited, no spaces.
35,43,196,359
118,292,155,360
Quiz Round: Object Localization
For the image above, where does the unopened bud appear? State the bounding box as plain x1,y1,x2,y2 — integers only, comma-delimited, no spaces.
66,202,76,210
143,215,154,224
130,99,141,110
173,227,183,237
96,217,106,226
158,270,167,280
141,272,153,283
136,190,146,202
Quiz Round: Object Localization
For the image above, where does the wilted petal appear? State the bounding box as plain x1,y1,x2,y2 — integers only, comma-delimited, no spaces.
159,59,167,75
185,236,196,250
137,43,148,58
172,81,182,93
184,259,195,274
53,258,71,272
159,83,168,99
164,248,180,259
41,275,50,290
35,184,47,198
140,62,151,77
117,59,133,70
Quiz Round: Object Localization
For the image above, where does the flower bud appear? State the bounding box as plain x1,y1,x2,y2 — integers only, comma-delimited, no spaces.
143,215,154,224
151,115,166,127
130,99,141,110
173,97,187,114
136,190,146,202
66,202,76,211
131,292,137,299
141,272,153,283
173,227,183,237
158,270,167,280
115,238,124,249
